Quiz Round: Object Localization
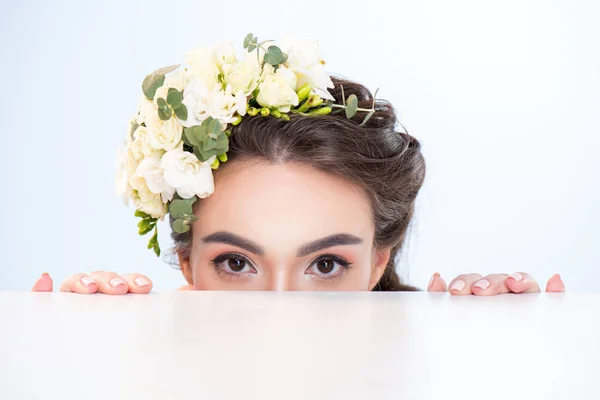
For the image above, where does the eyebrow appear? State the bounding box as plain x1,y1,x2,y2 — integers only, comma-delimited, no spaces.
201,232,363,257
296,234,363,257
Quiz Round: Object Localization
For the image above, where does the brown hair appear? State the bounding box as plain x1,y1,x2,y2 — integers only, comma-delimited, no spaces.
171,78,426,291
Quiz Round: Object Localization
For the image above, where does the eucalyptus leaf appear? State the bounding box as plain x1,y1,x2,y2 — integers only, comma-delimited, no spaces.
169,199,193,219
157,98,167,108
243,33,254,49
345,94,358,119
203,137,217,151
175,104,188,120
142,73,165,100
264,45,284,66
154,64,180,75
359,109,375,126
168,88,177,94
167,90,183,109
173,219,190,233
184,127,200,146
158,106,171,121
208,118,222,135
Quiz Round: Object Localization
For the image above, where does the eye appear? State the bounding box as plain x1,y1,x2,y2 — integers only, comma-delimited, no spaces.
306,255,351,278
211,253,256,276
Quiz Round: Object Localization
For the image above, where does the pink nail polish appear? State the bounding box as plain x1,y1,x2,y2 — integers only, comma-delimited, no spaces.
450,279,466,291
109,277,126,288
134,277,151,287
80,276,96,287
510,272,524,282
474,279,490,290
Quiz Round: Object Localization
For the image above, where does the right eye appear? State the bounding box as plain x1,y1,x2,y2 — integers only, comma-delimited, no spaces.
211,253,257,277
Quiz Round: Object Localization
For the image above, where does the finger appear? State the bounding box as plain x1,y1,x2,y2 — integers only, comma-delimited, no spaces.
427,273,448,292
177,285,195,291
59,273,99,294
32,273,53,292
448,273,483,295
545,274,565,292
471,274,511,296
121,274,153,294
505,272,541,294
89,271,129,295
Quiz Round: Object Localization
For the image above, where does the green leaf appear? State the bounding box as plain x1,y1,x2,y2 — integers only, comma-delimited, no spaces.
345,94,358,119
157,98,167,107
153,242,161,257
203,137,217,151
193,146,216,163
142,73,165,100
166,90,183,109
169,199,193,219
247,37,258,52
175,104,188,120
157,106,171,121
135,210,150,219
154,64,180,75
243,33,254,49
359,109,375,126
264,45,284,66
173,219,190,234
147,228,158,249
130,121,139,138
184,126,200,146
138,219,153,235
208,117,222,135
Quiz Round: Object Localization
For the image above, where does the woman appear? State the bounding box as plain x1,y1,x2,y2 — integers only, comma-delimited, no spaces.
32,35,564,295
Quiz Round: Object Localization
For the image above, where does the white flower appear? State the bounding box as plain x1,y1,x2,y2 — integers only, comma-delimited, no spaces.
130,156,175,203
136,97,156,126
282,36,334,101
115,120,139,205
211,41,237,69
256,64,299,112
223,50,262,94
185,46,220,91
164,68,190,92
130,125,158,161
129,165,168,219
181,80,247,127
161,148,215,199
145,108,183,152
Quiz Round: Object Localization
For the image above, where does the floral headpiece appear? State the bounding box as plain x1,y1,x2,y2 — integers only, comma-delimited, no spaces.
116,33,379,256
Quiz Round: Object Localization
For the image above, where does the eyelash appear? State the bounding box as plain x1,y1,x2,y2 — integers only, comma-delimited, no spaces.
209,253,353,280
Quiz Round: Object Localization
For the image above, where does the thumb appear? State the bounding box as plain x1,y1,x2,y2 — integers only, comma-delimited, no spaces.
32,273,53,292
427,273,448,292
545,274,565,292
177,284,196,291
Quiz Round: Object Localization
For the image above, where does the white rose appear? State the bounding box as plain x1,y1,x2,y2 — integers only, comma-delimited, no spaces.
130,156,175,203
161,149,215,199
130,125,158,161
223,50,262,94
256,64,299,112
206,85,247,124
129,172,167,219
136,97,156,125
164,68,190,92
282,36,335,101
185,46,220,91
181,81,246,127
145,108,183,152
180,79,212,127
115,120,139,205
211,41,237,69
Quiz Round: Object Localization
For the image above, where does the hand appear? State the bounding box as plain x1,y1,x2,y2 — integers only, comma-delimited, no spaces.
427,272,565,295
31,271,153,294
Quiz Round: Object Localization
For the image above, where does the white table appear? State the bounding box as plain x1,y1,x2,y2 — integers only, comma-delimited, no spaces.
0,292,598,399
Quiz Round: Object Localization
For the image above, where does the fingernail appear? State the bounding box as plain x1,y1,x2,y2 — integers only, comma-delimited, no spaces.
109,277,126,288
510,272,524,282
80,276,96,287
134,276,151,287
428,274,436,290
42,272,49,277
450,279,466,291
474,279,490,290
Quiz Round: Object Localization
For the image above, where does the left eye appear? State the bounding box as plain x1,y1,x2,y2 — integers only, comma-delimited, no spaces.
306,256,350,277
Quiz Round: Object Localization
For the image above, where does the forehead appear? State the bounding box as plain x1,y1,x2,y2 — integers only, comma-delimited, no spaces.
193,160,375,246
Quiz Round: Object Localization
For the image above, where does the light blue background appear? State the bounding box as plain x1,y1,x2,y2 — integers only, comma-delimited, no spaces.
1,0,598,291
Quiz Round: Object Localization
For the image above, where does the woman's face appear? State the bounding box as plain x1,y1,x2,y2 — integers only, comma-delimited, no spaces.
179,160,390,291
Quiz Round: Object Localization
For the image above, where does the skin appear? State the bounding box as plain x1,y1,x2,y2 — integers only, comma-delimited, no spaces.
31,161,566,294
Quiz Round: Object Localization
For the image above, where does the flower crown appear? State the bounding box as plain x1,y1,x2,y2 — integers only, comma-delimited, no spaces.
116,33,379,256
